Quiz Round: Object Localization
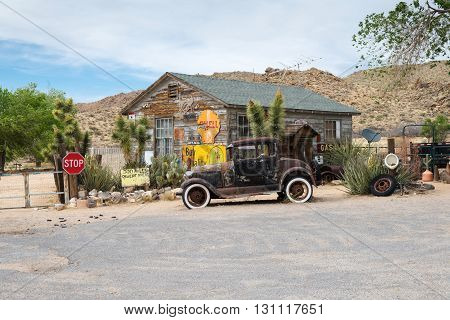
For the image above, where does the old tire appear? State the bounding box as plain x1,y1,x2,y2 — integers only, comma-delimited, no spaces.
285,177,313,203
370,174,397,197
182,184,211,209
321,171,335,184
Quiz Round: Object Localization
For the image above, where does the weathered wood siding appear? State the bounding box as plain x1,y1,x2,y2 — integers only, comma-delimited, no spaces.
128,76,228,156
227,106,353,143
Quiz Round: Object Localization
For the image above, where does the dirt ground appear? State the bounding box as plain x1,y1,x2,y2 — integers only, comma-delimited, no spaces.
0,172,59,208
1,182,448,235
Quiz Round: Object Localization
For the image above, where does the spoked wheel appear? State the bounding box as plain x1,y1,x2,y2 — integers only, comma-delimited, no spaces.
370,174,397,197
182,184,211,209
285,177,313,203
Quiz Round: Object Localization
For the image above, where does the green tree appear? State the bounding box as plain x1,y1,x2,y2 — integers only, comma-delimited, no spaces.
353,1,449,67
112,116,150,168
267,90,286,139
0,84,64,169
421,114,449,142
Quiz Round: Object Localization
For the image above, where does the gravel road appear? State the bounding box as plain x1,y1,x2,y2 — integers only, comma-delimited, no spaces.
0,184,449,299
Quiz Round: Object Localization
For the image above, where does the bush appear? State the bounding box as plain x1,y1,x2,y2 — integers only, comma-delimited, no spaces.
324,142,369,166
341,154,386,195
329,145,415,195
80,156,121,191
149,154,186,189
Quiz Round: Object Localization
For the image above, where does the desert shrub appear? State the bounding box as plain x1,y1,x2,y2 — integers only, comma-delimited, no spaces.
341,154,386,195
324,142,369,166
149,154,186,189
340,152,414,195
80,156,121,191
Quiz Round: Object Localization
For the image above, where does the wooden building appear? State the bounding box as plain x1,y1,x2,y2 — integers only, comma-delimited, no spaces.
121,72,360,166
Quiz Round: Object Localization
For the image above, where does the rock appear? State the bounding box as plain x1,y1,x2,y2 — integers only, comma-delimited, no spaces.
88,189,98,197
111,191,124,204
77,199,88,208
142,191,154,202
87,198,97,208
128,198,136,203
124,186,135,193
164,187,172,192
160,190,176,201
78,190,87,199
133,190,145,202
157,188,165,194
98,191,111,201
55,204,65,211
68,197,77,208
173,188,183,195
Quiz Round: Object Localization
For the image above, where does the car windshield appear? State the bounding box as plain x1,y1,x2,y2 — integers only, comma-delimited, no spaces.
234,142,274,160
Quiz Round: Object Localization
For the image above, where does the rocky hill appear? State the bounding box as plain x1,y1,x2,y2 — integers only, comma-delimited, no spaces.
76,61,449,146
76,91,142,146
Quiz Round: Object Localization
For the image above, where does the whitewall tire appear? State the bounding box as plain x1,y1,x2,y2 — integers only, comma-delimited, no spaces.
285,177,313,203
182,183,211,209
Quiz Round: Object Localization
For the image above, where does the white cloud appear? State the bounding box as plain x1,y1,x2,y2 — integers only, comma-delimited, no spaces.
0,0,399,78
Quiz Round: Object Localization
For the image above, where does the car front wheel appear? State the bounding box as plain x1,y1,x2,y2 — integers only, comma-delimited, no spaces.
182,183,211,209
285,177,313,203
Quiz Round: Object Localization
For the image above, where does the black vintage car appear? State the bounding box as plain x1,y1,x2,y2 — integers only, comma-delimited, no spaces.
181,137,316,209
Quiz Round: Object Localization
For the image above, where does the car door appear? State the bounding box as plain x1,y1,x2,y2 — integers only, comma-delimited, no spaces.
233,143,265,186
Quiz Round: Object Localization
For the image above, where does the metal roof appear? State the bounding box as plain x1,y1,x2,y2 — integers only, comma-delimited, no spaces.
171,72,360,114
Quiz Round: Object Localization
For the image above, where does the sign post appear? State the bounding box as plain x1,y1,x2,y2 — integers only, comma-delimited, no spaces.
62,152,85,199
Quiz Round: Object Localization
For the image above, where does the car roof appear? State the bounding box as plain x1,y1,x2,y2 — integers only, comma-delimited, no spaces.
228,137,278,148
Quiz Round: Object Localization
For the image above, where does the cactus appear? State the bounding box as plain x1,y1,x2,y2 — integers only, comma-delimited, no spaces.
149,154,186,188
423,154,432,171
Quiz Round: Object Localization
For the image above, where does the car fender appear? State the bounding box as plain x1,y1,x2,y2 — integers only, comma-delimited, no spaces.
181,178,220,198
279,167,316,188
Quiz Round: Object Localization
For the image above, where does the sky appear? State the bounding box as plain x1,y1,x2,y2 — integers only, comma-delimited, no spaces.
0,0,400,102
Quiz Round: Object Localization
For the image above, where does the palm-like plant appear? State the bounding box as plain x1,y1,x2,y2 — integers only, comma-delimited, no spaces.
267,90,285,139
246,91,286,138
112,116,150,168
247,100,268,137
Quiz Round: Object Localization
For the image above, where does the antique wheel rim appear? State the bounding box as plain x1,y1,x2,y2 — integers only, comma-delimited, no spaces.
374,178,392,193
286,177,312,203
184,184,210,209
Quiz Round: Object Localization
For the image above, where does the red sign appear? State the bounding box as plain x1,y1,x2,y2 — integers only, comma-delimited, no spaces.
63,152,85,175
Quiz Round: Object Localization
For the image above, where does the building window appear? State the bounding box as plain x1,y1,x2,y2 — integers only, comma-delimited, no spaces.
155,118,173,156
238,114,251,138
324,120,341,141
168,83,179,100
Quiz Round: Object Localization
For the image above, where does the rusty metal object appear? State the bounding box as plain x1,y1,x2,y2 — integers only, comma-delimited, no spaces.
181,137,315,208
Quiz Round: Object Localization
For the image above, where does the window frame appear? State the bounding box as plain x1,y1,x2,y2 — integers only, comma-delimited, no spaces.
237,114,251,138
155,117,174,156
324,119,341,142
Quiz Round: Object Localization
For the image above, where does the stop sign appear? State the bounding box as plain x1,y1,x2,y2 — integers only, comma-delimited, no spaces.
63,152,85,175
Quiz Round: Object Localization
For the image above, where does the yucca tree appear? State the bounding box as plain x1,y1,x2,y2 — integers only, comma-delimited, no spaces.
44,98,90,159
267,90,285,139
246,100,268,137
112,116,150,168
246,91,286,138
112,116,133,165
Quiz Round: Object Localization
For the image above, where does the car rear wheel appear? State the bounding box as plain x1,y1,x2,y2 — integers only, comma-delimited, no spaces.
182,183,211,209
285,177,313,203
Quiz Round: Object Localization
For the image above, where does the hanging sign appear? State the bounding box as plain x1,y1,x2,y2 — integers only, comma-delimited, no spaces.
197,110,221,144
